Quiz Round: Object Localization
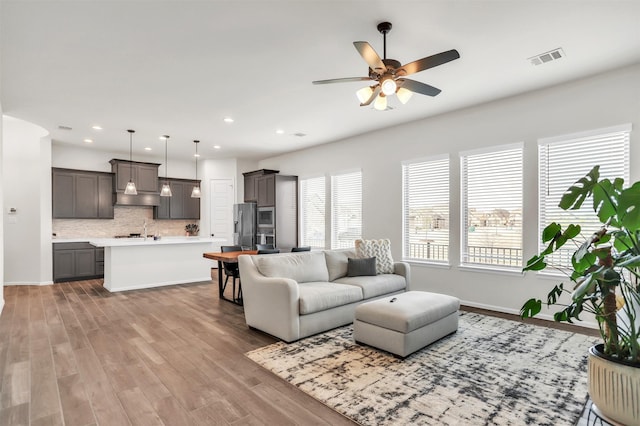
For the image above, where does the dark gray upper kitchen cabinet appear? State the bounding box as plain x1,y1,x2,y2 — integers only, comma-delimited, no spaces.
242,169,279,202
153,178,200,220
111,160,160,193
53,242,101,282
257,174,276,207
52,168,114,219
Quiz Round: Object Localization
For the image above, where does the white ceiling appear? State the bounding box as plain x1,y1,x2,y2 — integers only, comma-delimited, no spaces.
2,1,640,162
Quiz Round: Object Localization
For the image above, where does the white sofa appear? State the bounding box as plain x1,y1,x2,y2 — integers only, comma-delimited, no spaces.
238,248,410,342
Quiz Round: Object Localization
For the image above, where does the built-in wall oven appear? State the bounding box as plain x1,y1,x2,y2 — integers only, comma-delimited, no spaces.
257,207,275,228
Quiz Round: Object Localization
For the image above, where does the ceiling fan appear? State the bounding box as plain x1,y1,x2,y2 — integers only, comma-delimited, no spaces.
312,22,460,110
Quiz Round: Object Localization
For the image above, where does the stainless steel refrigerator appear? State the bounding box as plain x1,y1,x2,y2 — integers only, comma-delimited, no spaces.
233,203,257,249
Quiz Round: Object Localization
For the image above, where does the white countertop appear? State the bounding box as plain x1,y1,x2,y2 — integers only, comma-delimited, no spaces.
52,238,92,243
88,236,226,247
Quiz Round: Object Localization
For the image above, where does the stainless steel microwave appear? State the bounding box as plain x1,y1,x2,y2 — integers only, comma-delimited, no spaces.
257,207,275,228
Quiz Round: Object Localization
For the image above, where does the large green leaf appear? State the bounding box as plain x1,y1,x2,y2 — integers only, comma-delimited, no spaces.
618,182,640,231
592,178,619,226
523,255,546,271
546,283,564,305
559,166,600,211
520,298,542,318
542,222,561,243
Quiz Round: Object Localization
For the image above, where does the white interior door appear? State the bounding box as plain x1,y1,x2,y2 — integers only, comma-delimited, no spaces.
209,179,234,248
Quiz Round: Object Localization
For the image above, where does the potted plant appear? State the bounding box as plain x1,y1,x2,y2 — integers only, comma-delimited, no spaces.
521,165,640,425
185,223,199,236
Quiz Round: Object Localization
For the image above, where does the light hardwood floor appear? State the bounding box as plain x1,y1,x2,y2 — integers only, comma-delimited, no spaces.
0,276,599,426
0,277,355,426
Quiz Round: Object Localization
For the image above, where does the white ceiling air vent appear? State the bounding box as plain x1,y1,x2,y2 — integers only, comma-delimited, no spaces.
528,48,565,66
293,133,307,137
58,125,73,130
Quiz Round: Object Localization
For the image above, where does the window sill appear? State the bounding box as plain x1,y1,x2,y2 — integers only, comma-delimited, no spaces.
458,264,524,276
404,260,451,270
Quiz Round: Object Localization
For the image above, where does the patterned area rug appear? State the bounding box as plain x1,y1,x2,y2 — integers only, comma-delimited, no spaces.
246,312,598,425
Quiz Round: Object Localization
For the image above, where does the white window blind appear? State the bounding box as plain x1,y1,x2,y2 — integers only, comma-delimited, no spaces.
538,125,630,269
402,156,449,263
461,144,523,268
300,176,326,249
331,171,362,249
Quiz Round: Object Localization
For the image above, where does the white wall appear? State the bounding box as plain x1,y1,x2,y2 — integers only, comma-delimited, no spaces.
258,64,640,323
0,103,4,313
3,116,51,285
51,143,197,178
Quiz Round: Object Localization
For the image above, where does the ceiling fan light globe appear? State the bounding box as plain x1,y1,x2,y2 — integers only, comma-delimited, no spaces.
397,87,414,104
374,94,387,111
356,86,374,103
381,78,397,96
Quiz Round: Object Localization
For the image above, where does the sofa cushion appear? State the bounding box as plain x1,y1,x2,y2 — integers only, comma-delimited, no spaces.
324,248,356,281
347,257,377,277
255,251,329,283
355,239,394,274
298,282,363,315
333,274,406,299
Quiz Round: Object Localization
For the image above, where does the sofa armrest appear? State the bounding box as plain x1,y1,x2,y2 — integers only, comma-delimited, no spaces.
238,255,301,342
393,262,411,291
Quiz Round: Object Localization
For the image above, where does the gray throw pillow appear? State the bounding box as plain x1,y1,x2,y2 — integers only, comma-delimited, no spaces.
347,257,377,277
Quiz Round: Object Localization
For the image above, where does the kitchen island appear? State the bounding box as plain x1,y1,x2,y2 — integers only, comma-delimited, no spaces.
89,236,226,292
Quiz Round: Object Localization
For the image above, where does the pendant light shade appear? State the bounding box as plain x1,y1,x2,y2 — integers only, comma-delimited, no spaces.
191,140,201,198
124,129,138,195
160,135,172,197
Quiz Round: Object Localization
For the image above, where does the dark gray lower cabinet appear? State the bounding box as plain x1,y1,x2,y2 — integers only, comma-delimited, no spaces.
53,243,103,282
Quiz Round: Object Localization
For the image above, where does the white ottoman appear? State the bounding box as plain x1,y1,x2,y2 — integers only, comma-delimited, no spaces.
354,291,460,357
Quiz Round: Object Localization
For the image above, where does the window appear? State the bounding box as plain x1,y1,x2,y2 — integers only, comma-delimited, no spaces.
461,144,523,268
331,171,362,249
299,176,326,249
538,124,630,269
402,156,449,263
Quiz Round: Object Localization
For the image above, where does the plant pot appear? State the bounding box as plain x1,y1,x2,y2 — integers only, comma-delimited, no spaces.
588,344,640,425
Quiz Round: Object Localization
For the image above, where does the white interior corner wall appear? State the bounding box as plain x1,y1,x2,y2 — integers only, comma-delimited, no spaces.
2,116,50,285
51,143,196,178
0,104,4,314
257,63,640,324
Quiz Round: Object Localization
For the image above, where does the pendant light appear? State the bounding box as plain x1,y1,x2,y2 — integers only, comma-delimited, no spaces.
191,140,201,198
124,129,137,195
160,135,172,197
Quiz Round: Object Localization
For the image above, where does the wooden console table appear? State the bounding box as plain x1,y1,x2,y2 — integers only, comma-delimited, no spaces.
203,250,257,305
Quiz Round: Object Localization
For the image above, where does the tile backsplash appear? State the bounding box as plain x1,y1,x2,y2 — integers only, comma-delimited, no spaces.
52,206,199,238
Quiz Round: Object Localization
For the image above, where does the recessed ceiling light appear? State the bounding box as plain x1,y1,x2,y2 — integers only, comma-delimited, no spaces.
213,145,221,150
92,125,103,130
194,153,201,157
223,117,234,123
83,138,93,143
276,129,284,135
144,147,152,151
159,135,168,140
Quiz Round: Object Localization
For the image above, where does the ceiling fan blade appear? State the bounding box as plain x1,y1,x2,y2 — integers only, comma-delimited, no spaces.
398,79,441,97
353,41,386,73
360,85,381,107
312,77,372,85
398,49,460,76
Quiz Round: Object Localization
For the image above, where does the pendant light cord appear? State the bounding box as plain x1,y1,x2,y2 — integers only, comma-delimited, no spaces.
194,140,199,180
164,135,169,183
128,129,135,181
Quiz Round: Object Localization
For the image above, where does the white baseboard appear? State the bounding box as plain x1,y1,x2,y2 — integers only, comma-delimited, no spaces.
460,299,599,330
4,281,53,286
